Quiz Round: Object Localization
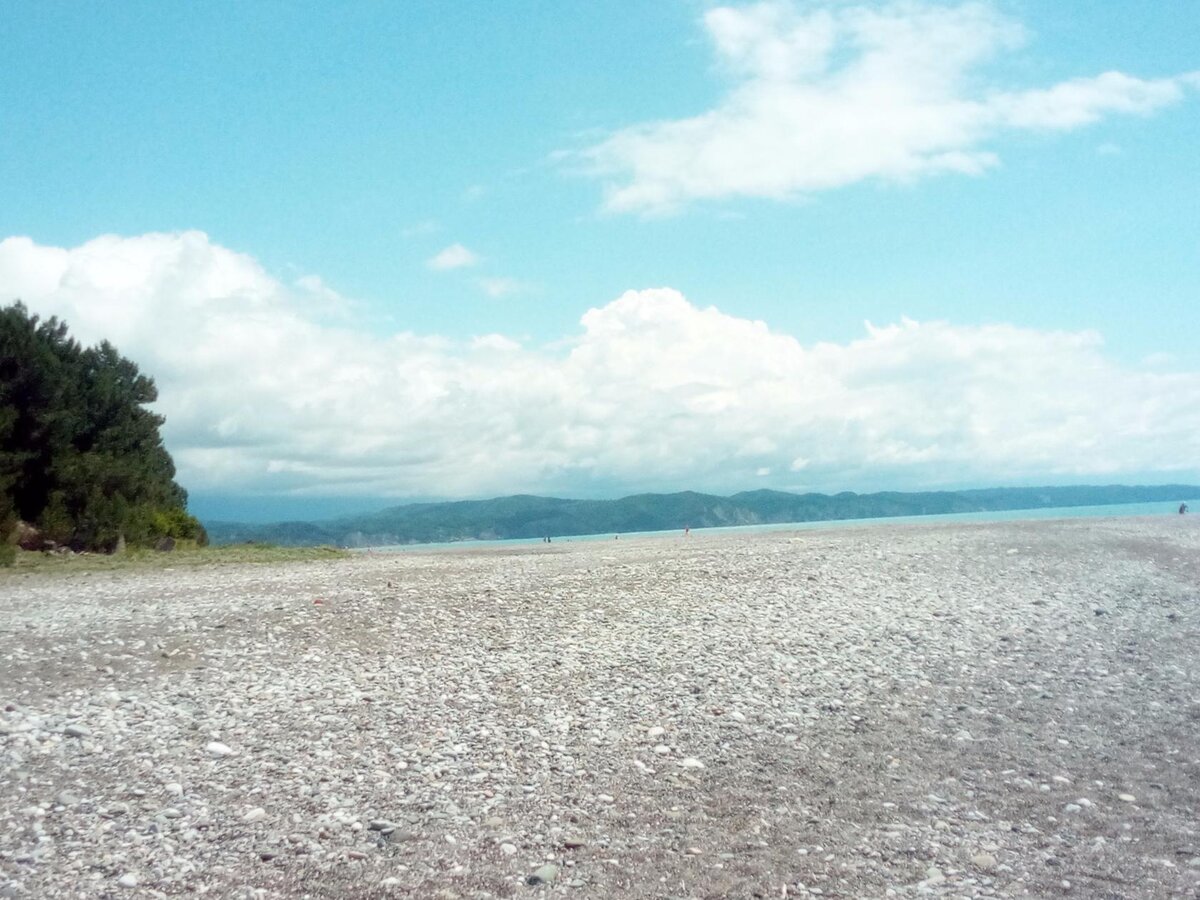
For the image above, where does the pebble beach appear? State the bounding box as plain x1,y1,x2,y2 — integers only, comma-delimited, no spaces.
2,516,1199,899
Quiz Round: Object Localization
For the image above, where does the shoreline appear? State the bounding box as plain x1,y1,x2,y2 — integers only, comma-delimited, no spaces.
347,498,1200,555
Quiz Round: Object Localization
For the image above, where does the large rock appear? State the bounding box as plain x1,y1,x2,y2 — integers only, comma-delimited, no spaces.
12,521,42,551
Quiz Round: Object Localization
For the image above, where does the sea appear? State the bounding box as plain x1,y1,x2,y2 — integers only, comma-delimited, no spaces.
360,498,1200,553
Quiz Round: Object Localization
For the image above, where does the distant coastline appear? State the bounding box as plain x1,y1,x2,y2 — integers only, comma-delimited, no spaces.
203,483,1200,548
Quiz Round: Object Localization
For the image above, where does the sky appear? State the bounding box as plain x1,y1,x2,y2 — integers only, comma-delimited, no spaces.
1,1,1198,520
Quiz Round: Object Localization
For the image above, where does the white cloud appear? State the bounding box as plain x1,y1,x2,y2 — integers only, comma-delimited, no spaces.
427,243,479,270
292,274,355,319
471,333,522,352
2,231,1198,499
477,276,526,298
580,1,1198,214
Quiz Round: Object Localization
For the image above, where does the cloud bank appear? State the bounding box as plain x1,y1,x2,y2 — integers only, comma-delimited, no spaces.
583,1,1198,214
2,231,1198,499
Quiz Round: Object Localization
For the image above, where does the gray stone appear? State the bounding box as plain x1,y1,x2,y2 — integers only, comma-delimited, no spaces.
527,864,559,885
971,852,997,871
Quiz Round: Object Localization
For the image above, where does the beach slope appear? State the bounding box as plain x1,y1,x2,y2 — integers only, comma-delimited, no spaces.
2,517,1198,897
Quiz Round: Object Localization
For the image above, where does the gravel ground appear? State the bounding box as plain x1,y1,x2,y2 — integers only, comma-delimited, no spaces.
2,516,1199,899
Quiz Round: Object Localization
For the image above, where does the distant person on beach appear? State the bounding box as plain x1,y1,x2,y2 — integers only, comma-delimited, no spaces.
1181,503,1189,515
684,525,690,536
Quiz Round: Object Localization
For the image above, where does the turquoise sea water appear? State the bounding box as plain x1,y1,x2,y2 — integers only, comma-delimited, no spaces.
360,498,1199,554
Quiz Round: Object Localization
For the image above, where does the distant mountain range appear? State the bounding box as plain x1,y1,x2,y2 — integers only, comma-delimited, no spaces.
203,484,1199,548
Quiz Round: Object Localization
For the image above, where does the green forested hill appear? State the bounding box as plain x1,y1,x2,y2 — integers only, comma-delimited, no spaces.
1,302,204,559
204,483,1199,547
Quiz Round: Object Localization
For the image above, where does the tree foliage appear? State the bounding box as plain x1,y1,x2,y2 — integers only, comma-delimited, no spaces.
0,301,205,558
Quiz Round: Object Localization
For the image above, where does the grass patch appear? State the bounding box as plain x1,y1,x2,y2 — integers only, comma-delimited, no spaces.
3,543,349,574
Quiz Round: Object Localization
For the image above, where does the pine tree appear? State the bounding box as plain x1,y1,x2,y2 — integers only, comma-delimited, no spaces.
0,301,205,558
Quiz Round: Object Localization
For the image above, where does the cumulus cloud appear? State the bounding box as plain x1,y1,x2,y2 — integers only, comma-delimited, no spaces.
427,243,479,270
581,1,1198,214
2,231,1198,499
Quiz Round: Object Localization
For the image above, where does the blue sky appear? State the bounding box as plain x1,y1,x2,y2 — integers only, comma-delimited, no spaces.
2,1,1198,516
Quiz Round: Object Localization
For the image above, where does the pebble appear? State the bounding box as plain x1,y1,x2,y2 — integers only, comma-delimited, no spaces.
1118,793,1137,803
242,807,267,823
500,842,517,856
205,741,234,757
971,852,997,871
527,864,559,885
63,723,91,738
679,757,705,769
117,874,138,888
